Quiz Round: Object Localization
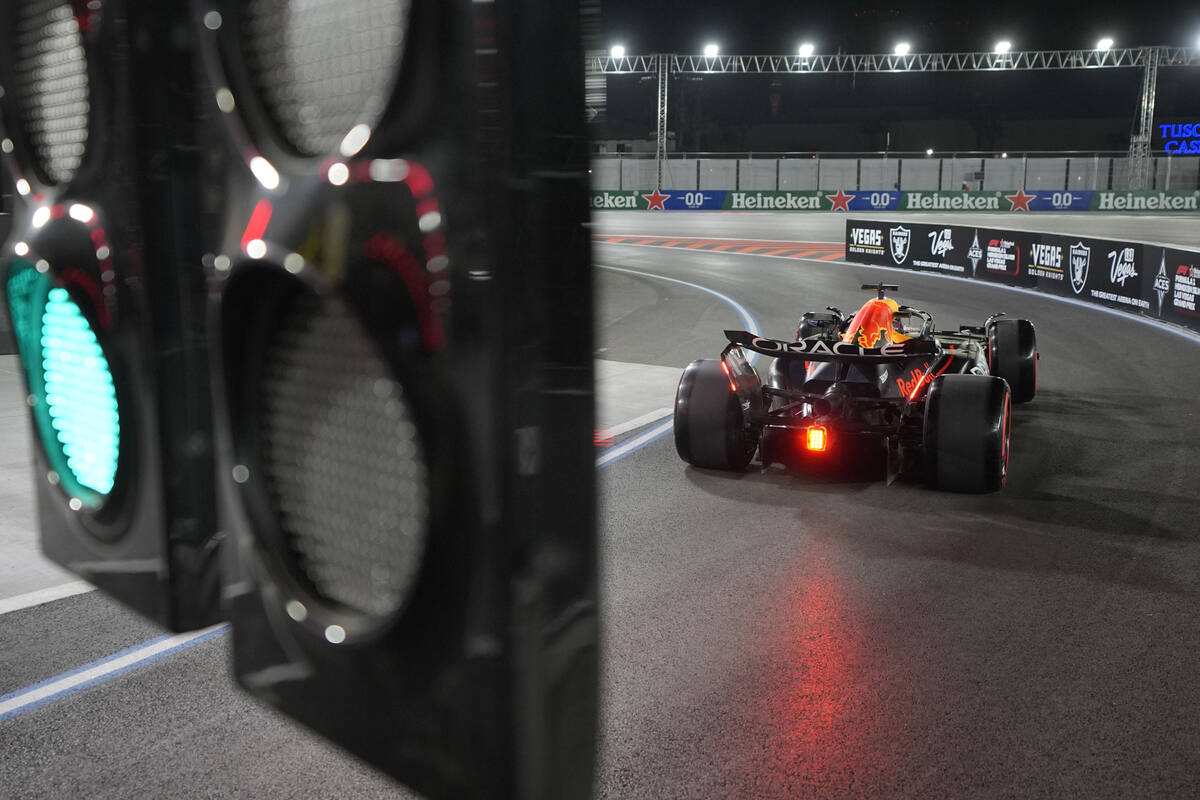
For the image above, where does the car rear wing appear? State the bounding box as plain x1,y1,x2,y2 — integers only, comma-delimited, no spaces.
724,330,937,363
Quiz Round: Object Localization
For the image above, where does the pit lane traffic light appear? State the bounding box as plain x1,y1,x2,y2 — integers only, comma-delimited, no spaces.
1,2,598,794
0,0,221,631
199,0,597,793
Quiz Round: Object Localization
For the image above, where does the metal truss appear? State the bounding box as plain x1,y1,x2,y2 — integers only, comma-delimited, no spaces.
654,55,669,187
1128,48,1162,190
587,47,1199,76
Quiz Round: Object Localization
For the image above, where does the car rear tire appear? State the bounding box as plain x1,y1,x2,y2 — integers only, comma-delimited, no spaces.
674,359,758,471
923,374,1011,493
987,318,1037,403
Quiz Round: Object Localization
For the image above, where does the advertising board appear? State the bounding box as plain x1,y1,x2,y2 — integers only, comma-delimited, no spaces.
845,219,1200,336
594,189,1200,213
1153,121,1200,156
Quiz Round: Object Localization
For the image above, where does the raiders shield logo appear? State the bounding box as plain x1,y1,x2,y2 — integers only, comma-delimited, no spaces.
890,226,911,264
1069,241,1090,295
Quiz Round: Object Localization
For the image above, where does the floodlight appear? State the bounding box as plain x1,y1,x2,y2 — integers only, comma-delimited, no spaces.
894,42,911,56
703,43,719,58
1096,37,1114,51
994,40,1011,54
798,42,815,58
610,44,625,59
926,147,934,155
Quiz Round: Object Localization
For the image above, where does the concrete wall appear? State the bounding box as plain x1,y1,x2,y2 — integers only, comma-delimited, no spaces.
737,159,778,190
778,159,818,189
899,159,939,190
815,159,856,191
860,159,900,190
1158,157,1200,190
943,158,982,190
698,159,735,190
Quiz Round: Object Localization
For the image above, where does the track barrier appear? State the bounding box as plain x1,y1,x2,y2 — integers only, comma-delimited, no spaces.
844,218,1200,335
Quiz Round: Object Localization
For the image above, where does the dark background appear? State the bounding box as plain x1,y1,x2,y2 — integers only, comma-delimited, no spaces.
601,1,1198,57
597,1,1200,153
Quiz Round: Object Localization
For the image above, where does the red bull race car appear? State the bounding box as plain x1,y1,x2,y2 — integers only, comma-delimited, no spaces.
673,283,1037,492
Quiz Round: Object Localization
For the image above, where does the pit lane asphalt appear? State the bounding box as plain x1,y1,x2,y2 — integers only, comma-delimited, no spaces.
3,211,1200,799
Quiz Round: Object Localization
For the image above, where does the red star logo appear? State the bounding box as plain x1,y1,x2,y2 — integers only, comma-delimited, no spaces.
1005,189,1035,212
827,189,855,212
643,189,671,211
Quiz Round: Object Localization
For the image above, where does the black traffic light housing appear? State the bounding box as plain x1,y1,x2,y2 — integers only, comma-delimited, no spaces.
202,0,598,796
1,1,597,795
0,0,221,631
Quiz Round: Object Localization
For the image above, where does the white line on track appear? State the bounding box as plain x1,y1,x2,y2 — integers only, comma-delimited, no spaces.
0,624,229,723
0,581,95,617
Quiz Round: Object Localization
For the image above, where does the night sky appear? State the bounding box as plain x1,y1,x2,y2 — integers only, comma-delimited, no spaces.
601,1,1199,55
595,1,1200,153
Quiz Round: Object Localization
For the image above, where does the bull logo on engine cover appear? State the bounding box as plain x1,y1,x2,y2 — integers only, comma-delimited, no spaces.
889,226,911,264
1069,241,1090,295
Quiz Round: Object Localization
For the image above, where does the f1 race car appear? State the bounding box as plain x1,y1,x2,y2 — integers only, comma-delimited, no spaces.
673,283,1037,492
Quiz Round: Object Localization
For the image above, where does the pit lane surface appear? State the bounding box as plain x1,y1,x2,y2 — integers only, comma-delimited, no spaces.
3,212,1200,798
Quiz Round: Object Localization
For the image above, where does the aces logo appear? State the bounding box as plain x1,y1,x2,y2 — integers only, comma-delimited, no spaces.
1069,241,1090,295
1153,253,1170,316
967,230,983,277
890,225,911,264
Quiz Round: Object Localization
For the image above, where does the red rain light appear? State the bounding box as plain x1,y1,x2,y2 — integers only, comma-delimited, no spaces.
720,360,737,392
805,425,829,452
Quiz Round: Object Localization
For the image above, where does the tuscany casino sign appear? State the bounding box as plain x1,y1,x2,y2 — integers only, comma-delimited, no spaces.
1155,121,1200,155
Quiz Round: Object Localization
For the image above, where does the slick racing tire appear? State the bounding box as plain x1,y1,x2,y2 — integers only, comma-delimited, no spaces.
674,359,758,471
987,318,1037,403
923,374,1011,493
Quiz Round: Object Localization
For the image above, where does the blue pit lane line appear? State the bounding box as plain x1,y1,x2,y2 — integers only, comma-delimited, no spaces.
0,625,229,723
0,264,758,724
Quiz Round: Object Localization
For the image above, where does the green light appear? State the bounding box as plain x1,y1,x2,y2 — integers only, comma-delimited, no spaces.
6,264,121,508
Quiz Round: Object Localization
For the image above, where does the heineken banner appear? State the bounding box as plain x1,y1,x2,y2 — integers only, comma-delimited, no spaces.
592,189,1200,213
589,189,897,211
844,218,1200,335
